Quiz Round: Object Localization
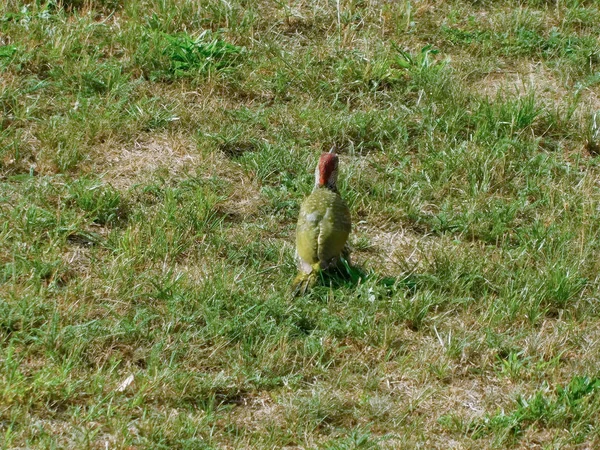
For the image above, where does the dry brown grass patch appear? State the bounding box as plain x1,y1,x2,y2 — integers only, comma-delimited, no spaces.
354,222,434,276
94,132,200,190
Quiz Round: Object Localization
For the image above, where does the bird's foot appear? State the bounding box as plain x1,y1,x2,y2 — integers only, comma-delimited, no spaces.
291,263,321,297
291,272,317,296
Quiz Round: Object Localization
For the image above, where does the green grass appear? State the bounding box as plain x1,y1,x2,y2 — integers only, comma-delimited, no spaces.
2,0,600,448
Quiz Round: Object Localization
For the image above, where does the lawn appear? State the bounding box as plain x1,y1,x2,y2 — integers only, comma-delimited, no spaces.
1,0,600,448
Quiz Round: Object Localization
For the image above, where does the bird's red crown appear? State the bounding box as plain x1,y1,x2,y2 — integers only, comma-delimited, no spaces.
318,152,338,187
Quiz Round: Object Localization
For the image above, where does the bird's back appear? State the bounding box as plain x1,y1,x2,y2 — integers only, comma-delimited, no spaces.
296,187,351,269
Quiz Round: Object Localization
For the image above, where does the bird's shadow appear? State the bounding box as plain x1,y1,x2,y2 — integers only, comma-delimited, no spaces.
316,259,389,290
316,259,422,295
315,258,364,288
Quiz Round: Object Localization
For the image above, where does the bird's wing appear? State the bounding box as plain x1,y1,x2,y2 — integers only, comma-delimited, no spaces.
317,203,350,264
296,207,322,269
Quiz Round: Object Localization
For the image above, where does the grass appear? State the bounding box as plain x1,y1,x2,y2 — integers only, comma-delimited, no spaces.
1,0,600,448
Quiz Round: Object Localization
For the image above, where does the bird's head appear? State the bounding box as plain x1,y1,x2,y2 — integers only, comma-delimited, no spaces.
315,148,339,191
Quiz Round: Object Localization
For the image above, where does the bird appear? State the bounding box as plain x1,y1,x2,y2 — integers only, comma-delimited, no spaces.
292,148,352,294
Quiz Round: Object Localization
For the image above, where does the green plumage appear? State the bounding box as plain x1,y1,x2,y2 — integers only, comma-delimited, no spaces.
293,186,351,294
296,187,351,267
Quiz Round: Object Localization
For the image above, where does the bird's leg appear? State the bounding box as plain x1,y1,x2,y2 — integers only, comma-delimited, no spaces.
291,272,315,296
291,261,321,296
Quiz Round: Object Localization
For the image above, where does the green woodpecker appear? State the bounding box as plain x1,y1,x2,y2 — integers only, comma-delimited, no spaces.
293,149,351,294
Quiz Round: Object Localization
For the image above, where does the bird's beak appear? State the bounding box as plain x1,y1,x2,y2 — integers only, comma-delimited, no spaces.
329,146,336,154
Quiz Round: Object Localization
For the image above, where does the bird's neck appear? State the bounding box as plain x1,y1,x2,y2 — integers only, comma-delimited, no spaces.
313,181,338,193
313,165,338,192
